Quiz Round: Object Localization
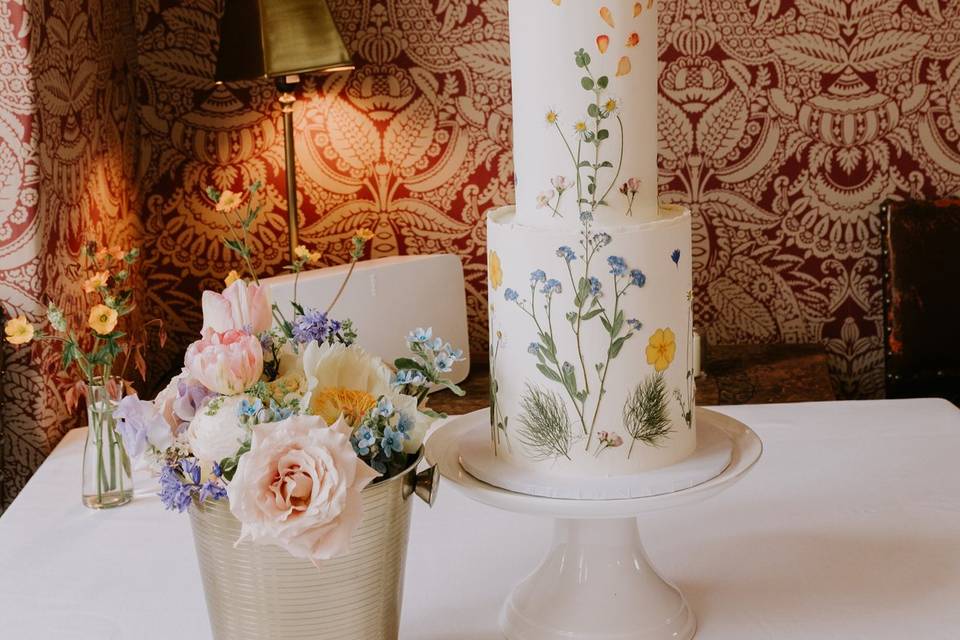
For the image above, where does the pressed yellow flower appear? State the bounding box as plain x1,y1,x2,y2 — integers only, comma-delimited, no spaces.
604,98,618,113
83,271,110,293
225,270,242,286
88,304,119,335
216,189,243,213
489,251,503,290
574,120,588,133
355,228,375,242
5,316,35,345
545,110,559,124
646,328,676,372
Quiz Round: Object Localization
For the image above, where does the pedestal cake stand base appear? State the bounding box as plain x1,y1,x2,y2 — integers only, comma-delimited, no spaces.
425,407,762,640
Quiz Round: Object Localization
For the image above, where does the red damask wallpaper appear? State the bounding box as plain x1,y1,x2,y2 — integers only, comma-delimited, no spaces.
0,0,142,506
3,0,960,506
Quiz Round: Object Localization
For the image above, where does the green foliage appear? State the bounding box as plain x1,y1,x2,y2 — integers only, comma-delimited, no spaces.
517,384,573,461
624,373,672,457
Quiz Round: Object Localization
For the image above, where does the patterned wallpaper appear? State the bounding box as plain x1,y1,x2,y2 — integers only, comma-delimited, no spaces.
0,0,141,507
3,0,960,504
134,0,960,404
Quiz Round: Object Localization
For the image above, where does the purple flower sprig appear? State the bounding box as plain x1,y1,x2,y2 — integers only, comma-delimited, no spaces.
159,458,227,512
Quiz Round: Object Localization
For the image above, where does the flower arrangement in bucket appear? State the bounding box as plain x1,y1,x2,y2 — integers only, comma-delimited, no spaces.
114,182,465,639
4,245,165,509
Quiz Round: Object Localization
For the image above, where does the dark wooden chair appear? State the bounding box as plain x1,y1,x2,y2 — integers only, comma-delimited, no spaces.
881,199,960,405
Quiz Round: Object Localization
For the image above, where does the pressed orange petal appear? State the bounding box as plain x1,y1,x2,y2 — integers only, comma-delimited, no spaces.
648,0,655,8
552,0,561,4
596,34,610,54
599,6,615,28
616,55,632,76
626,32,639,47
634,2,642,17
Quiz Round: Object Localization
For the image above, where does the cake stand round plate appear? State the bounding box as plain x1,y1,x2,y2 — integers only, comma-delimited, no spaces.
425,407,762,640
459,410,732,499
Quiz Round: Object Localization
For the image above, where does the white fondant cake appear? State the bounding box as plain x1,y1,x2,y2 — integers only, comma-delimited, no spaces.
487,0,696,481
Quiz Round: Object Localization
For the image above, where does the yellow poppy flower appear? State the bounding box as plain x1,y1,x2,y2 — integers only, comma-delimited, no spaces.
215,190,243,213
489,251,503,290
294,245,322,263
83,271,110,293
88,304,119,335
224,270,242,286
5,316,35,345
355,228,375,242
646,328,676,372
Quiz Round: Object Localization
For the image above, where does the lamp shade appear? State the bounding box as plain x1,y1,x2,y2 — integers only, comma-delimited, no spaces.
215,0,354,82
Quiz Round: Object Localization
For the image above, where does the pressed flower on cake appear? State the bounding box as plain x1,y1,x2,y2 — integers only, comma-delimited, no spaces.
646,328,676,372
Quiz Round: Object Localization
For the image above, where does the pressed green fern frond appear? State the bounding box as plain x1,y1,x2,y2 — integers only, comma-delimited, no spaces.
624,372,672,457
517,384,573,461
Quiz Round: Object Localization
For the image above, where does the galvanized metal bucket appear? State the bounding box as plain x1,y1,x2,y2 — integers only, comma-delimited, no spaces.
189,450,438,640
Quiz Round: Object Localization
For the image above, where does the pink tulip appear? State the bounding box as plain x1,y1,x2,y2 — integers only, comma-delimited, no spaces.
202,280,273,335
185,329,264,395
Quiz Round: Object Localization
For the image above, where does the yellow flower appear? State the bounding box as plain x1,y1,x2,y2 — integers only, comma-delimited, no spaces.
574,121,588,134
545,110,558,124
489,251,503,290
604,98,618,113
215,190,243,213
294,245,322,263
224,270,242,286
355,228,375,242
646,328,676,372
5,316,35,345
83,271,110,293
88,304,119,335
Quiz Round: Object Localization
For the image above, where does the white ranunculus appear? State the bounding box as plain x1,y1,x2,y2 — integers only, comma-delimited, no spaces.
187,394,249,465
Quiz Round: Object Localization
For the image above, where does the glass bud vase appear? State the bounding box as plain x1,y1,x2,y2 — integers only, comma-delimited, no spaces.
82,380,133,509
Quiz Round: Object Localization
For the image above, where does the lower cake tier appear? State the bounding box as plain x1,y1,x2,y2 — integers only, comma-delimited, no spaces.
487,205,696,476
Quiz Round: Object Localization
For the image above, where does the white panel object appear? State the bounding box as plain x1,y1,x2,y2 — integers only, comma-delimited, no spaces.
262,254,470,384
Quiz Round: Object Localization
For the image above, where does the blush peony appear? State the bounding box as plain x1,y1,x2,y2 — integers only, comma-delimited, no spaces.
227,414,380,563
185,329,264,395
202,279,272,335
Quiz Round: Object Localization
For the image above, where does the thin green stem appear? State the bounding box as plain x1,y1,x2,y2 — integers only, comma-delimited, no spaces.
599,115,625,205
324,259,358,315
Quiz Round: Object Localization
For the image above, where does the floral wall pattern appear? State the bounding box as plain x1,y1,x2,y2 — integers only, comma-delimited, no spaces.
135,0,960,402
0,0,141,507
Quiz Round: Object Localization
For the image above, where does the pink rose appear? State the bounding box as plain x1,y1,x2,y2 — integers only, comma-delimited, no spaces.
227,414,380,563
185,329,264,395
202,280,272,335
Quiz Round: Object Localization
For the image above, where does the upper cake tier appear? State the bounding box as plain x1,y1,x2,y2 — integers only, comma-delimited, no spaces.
510,0,659,229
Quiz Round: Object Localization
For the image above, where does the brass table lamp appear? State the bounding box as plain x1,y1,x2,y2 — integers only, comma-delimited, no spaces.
216,0,355,261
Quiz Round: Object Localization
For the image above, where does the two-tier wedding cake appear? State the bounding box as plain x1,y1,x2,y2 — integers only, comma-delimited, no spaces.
487,0,696,485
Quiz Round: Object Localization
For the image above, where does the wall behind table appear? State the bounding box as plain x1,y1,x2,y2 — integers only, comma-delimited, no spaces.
137,0,960,402
0,0,142,507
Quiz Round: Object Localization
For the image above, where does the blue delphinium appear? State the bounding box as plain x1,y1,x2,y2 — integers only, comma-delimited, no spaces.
394,368,426,387
629,269,646,288
381,427,405,458
541,279,563,295
530,269,547,284
556,246,576,262
671,249,681,266
354,424,377,456
377,397,395,417
607,255,628,276
589,276,602,296
407,327,433,344
504,288,519,302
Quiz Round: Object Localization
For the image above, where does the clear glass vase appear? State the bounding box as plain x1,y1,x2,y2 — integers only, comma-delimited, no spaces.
82,380,133,509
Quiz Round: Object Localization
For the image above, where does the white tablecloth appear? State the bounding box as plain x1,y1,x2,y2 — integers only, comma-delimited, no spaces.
1,399,958,639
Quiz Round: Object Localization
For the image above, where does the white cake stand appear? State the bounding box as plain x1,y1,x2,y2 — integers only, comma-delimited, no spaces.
425,407,762,640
